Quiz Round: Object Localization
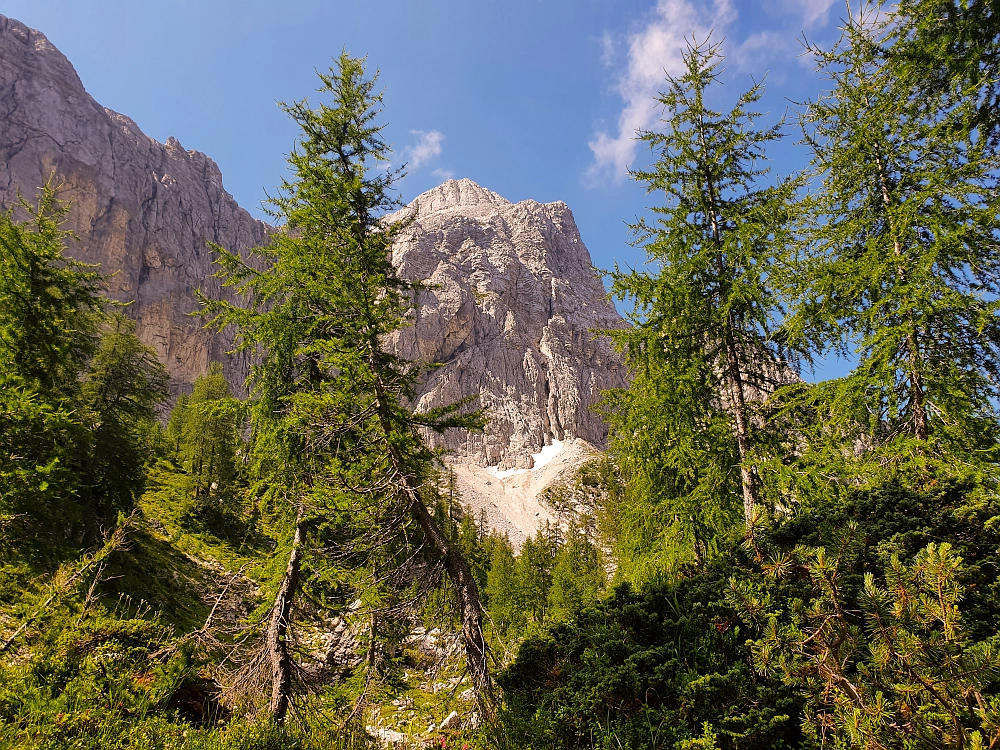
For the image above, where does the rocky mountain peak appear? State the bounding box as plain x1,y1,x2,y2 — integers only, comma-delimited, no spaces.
0,15,627,540
392,181,626,472
410,178,509,214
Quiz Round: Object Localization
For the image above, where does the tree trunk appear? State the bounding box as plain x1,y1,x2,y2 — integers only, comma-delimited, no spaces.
873,141,928,440
267,503,305,724
698,113,759,529
364,341,495,713
907,323,929,440
404,483,495,714
722,323,758,528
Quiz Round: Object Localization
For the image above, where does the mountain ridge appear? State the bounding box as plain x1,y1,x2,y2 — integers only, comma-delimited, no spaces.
0,15,626,485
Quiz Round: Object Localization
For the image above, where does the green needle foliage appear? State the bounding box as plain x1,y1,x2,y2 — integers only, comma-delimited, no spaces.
0,185,166,553
165,363,241,494
787,2,1000,467
738,527,1000,748
891,0,1000,146
200,52,490,721
80,314,169,523
0,184,102,398
604,38,797,575
159,363,245,536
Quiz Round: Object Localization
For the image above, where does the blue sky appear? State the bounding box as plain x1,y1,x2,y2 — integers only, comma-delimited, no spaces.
4,0,850,373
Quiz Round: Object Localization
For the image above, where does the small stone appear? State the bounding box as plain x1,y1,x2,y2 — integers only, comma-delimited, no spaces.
439,711,461,730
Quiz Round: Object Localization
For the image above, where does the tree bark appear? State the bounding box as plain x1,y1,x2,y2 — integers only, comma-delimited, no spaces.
722,323,758,528
873,141,928,440
907,324,928,440
404,481,495,713
366,360,495,714
698,112,759,528
267,503,305,724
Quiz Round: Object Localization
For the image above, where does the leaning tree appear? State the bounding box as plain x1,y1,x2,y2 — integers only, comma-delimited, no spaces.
201,53,492,723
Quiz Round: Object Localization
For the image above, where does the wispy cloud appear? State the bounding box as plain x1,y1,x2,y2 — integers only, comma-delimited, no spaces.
791,0,838,30
732,30,794,71
586,0,735,184
588,0,845,184
432,167,455,181
599,31,616,67
728,1,843,72
406,130,445,169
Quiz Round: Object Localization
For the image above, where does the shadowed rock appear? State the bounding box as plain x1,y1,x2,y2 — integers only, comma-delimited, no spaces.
0,14,269,396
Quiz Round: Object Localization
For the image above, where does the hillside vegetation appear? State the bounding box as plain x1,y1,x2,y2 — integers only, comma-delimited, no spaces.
3,2,1000,748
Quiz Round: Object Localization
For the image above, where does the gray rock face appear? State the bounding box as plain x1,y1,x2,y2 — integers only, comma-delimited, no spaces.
0,14,269,395
0,16,626,471
392,179,626,469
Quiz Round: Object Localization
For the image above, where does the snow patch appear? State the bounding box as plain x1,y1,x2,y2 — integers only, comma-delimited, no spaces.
531,439,564,470
487,439,564,479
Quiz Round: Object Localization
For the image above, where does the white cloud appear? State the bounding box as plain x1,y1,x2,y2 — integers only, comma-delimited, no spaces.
432,167,455,181
406,129,444,169
732,30,795,70
586,0,735,184
599,31,616,67
791,0,837,29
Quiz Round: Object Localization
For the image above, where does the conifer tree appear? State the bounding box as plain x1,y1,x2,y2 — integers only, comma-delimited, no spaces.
201,53,492,721
165,362,241,505
80,313,169,520
788,3,1000,460
740,530,1000,748
0,184,102,398
547,521,605,620
607,39,796,538
484,536,521,640
0,185,102,541
892,0,1000,146
514,528,558,625
0,186,170,551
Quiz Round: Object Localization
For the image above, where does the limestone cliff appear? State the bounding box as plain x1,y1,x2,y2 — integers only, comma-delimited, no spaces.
0,14,269,395
393,179,626,471
0,17,627,502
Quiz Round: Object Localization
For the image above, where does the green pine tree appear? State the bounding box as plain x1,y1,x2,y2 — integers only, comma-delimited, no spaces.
740,529,1000,748
891,0,1000,145
160,362,242,533
80,313,169,522
0,186,170,560
0,185,103,549
787,2,1000,466
201,53,491,721
484,535,523,641
606,38,797,550
548,520,605,621
514,527,558,626
0,184,102,397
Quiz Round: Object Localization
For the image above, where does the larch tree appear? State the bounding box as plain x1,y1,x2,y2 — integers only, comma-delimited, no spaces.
606,39,797,542
0,185,167,543
201,53,492,723
0,186,101,540
80,313,169,522
788,2,1000,463
891,0,1000,146
166,363,241,498
0,184,102,398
